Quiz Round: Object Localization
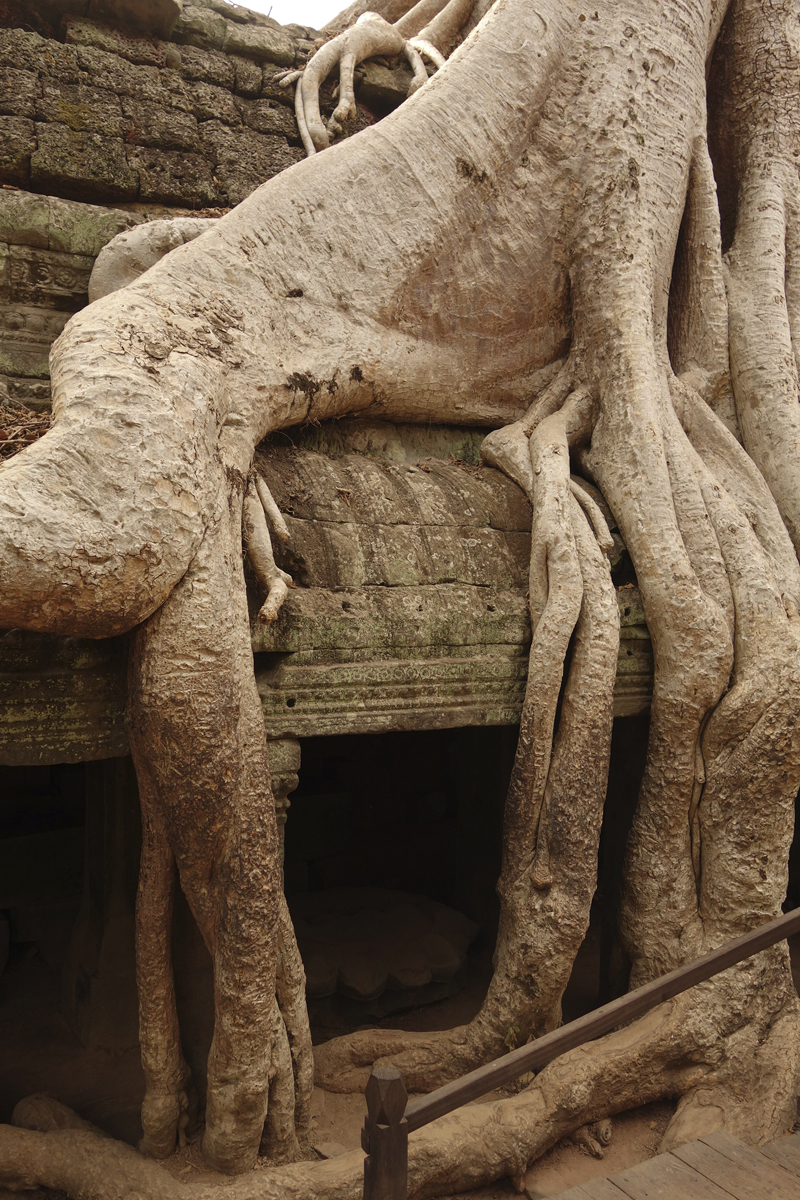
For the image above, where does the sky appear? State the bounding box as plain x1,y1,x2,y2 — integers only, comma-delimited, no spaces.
241,0,344,29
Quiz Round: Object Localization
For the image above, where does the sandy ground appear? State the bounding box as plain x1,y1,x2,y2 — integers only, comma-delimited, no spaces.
1,930,799,1199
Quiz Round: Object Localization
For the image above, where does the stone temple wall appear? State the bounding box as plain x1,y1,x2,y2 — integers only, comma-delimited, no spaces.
0,0,412,413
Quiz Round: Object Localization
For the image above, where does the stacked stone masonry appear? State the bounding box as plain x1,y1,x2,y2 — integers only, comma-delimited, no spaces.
0,2,410,213
0,439,654,766
0,2,414,408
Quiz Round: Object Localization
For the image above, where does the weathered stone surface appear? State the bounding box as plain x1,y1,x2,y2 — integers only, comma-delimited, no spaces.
0,116,35,185
86,0,183,40
0,373,52,411
0,425,654,764
0,304,70,376
252,584,531,655
257,447,531,532
261,62,298,106
7,244,93,310
130,145,218,206
258,635,529,737
48,195,143,255
0,243,9,303
357,60,415,109
35,81,126,137
63,16,167,67
0,68,40,120
222,19,295,66
172,3,228,52
31,123,139,201
199,119,302,204
72,45,165,103
0,190,50,249
0,629,129,765
176,42,235,88
121,96,200,150
195,0,280,28
186,79,241,123
0,30,46,76
235,96,298,139
293,418,486,465
231,55,262,97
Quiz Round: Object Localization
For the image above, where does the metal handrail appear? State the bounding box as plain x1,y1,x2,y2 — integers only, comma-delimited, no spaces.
361,906,800,1199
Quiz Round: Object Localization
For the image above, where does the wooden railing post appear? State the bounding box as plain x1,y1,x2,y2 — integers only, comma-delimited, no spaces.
362,1066,408,1200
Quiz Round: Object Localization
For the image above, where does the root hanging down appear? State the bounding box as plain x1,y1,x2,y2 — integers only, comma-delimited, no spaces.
314,395,619,1093
243,477,294,624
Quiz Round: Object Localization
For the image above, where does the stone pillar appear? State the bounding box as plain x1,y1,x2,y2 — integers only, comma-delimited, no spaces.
268,737,301,873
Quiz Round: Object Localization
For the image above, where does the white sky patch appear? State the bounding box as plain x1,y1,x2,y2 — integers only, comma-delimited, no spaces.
236,0,344,29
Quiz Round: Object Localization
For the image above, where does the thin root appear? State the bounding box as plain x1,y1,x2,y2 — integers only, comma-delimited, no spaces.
570,479,614,555
292,75,317,159
255,474,291,543
242,480,293,624
408,37,446,68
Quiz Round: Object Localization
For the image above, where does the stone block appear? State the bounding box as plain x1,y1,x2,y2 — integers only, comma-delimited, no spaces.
235,97,297,140
199,119,303,204
261,62,297,107
31,124,140,203
357,60,414,109
177,43,235,88
222,20,296,67
0,630,129,761
73,45,164,104
121,96,200,151
130,145,219,207
62,16,167,67
0,374,52,411
0,305,71,378
188,79,241,124
86,0,183,40
172,4,227,52
48,195,143,256
0,190,50,249
0,116,35,186
232,55,262,97
7,245,93,310
0,68,40,120
193,0,279,24
35,81,126,137
0,30,46,76
283,23,319,39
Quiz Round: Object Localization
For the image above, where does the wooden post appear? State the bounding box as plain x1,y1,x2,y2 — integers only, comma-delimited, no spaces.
362,1066,408,1200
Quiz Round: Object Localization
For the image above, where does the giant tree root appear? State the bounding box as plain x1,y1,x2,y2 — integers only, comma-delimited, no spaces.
4,0,800,1182
3,958,799,1200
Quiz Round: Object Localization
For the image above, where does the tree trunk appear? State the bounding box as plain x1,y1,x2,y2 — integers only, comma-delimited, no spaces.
2,0,800,1193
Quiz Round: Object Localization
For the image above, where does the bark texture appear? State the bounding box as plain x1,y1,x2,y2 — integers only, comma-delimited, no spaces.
2,0,800,1194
